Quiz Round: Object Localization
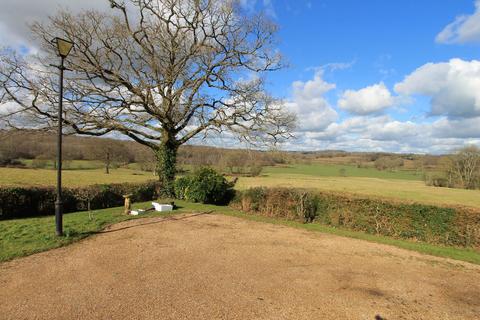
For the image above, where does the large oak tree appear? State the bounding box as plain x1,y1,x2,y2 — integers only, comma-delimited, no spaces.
0,0,295,195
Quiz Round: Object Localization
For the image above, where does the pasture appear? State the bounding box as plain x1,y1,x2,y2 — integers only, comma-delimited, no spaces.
0,167,154,187
236,174,480,208
1,162,479,208
263,163,423,180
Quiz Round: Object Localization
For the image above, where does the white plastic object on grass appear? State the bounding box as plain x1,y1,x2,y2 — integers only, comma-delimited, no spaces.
130,209,146,216
152,202,173,212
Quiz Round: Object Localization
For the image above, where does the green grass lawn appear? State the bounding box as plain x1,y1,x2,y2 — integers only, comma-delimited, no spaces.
0,201,171,262
1,200,479,265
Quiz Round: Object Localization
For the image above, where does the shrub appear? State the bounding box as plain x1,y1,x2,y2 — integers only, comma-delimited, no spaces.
31,159,49,169
174,176,190,200
249,165,263,177
175,167,234,204
424,173,451,188
231,187,319,223
232,187,480,248
0,181,161,220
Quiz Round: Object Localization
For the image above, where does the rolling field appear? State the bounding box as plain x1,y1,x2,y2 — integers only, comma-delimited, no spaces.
239,164,480,208
237,174,480,208
0,167,154,187
19,159,106,170
263,163,423,180
1,163,479,208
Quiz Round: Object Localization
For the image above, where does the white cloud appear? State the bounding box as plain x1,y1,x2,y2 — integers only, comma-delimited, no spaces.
436,0,480,44
0,0,110,51
394,59,480,118
282,58,480,153
286,70,338,131
430,116,480,139
338,82,394,115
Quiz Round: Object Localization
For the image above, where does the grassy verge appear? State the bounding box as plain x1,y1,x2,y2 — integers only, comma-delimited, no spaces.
0,201,173,262
1,200,479,265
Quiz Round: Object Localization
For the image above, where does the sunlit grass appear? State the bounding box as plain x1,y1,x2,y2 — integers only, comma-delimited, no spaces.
263,163,422,180
237,174,480,208
0,167,154,187
20,159,105,170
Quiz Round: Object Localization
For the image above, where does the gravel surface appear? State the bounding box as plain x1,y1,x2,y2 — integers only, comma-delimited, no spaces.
1,213,479,320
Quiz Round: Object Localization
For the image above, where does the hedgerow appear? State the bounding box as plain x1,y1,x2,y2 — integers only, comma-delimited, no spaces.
0,181,161,220
231,187,480,248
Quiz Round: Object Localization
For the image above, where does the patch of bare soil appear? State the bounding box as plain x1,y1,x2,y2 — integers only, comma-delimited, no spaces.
1,213,479,320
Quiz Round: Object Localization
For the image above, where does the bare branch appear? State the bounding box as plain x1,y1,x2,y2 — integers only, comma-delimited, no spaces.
0,0,295,153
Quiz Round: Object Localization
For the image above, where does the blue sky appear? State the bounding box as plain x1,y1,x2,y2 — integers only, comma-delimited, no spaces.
1,0,480,153
264,0,479,92
241,0,480,153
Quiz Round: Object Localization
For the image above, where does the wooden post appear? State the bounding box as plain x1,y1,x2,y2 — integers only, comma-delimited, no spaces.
123,194,132,215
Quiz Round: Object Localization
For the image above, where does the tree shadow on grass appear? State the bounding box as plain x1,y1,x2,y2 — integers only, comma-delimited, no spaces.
89,211,213,235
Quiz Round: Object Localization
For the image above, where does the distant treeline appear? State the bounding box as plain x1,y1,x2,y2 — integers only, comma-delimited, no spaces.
2,130,478,189
0,130,287,176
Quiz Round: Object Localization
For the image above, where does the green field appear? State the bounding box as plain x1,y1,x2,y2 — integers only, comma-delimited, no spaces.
237,174,480,208
237,163,480,208
264,164,423,180
20,159,106,170
1,163,479,208
0,167,154,187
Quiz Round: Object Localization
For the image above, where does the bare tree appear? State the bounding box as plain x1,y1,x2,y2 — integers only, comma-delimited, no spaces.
0,0,295,196
88,139,132,174
447,146,480,189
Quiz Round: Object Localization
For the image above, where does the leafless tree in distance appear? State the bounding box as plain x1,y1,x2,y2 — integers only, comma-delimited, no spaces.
447,146,480,189
0,0,296,195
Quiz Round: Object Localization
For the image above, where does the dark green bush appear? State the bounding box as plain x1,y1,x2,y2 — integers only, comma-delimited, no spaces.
0,181,161,220
175,167,234,204
174,176,190,200
232,187,480,248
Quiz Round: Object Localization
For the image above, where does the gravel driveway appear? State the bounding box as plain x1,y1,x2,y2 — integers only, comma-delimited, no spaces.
1,213,479,320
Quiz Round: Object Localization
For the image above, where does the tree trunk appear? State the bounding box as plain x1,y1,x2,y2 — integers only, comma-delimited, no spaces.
155,137,178,198
105,151,110,174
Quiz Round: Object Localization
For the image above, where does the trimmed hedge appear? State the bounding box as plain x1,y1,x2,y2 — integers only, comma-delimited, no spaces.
231,187,480,248
0,181,161,220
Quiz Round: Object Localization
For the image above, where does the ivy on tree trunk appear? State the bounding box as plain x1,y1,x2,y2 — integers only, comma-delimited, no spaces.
156,139,178,198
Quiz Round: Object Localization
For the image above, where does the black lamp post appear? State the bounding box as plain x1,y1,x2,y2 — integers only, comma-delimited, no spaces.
53,37,74,236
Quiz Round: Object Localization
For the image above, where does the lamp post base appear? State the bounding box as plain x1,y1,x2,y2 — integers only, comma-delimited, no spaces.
55,200,63,236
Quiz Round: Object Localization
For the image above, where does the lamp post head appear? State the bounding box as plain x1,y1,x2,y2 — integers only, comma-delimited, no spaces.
53,37,74,58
